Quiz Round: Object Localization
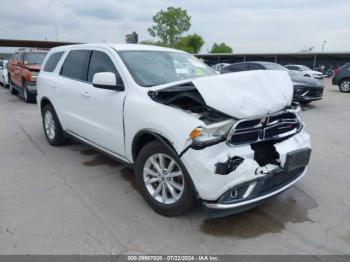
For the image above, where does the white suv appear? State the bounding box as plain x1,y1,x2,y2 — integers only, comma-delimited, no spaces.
37,43,311,217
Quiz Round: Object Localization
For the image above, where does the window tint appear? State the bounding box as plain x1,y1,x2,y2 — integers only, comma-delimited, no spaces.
248,63,262,70
223,63,248,73
88,51,119,82
286,65,299,70
43,51,64,72
60,50,91,81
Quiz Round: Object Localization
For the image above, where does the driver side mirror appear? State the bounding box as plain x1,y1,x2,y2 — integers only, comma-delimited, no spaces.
92,72,124,91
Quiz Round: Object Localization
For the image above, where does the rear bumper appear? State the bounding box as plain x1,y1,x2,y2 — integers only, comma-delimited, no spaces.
202,166,307,218
332,77,340,86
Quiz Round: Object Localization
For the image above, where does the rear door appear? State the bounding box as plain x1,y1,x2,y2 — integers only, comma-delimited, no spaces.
57,49,92,135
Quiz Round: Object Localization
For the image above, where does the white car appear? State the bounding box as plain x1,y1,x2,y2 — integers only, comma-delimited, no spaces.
285,64,323,80
37,43,311,217
0,60,9,87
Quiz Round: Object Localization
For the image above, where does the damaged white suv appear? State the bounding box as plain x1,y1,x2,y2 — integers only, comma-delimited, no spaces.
37,44,311,217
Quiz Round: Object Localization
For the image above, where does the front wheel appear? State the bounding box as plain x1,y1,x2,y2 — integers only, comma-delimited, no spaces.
42,104,67,146
23,83,36,103
9,77,17,95
135,141,196,216
339,79,350,93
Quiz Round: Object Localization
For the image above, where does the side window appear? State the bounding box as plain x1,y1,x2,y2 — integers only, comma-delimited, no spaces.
248,64,262,70
87,51,120,83
225,63,248,72
43,51,64,72
60,50,91,81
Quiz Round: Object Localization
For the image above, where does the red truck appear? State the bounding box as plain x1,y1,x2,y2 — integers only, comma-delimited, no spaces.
8,48,47,103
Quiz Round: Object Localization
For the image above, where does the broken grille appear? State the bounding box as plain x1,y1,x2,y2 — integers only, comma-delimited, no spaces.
227,111,302,145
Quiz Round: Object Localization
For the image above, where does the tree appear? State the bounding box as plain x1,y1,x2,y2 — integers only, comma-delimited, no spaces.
210,42,233,53
139,40,165,47
148,7,191,48
174,34,204,54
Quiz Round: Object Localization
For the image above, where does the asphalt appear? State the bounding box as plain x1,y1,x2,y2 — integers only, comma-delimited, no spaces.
0,79,349,255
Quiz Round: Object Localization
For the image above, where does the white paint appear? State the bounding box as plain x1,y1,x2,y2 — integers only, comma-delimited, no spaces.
37,43,311,210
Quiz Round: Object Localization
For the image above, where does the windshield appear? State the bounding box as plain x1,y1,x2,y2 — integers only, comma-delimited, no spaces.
263,63,288,71
23,52,47,65
118,51,216,87
298,65,312,71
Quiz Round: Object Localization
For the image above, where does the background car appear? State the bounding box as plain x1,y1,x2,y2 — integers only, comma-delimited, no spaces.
7,48,48,103
221,61,324,104
332,63,350,92
0,60,9,87
285,64,323,80
211,63,230,73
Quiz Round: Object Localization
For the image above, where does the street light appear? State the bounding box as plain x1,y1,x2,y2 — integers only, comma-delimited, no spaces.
322,40,327,52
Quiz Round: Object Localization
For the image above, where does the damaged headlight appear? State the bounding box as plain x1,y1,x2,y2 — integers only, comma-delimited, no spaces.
189,119,235,148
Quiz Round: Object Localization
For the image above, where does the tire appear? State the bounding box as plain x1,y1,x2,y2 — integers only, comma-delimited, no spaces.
9,76,17,95
135,140,196,216
23,81,36,103
42,104,67,146
339,79,350,93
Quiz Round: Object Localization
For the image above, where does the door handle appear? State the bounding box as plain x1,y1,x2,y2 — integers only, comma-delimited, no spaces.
80,91,90,97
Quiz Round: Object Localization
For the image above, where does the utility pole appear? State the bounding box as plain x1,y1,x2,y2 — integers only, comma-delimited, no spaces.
322,40,327,52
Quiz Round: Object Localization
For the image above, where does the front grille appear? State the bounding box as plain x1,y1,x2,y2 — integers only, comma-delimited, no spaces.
258,167,305,195
308,89,323,97
227,111,301,145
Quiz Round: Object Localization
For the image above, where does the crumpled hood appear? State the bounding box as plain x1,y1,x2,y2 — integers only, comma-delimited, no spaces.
150,70,293,119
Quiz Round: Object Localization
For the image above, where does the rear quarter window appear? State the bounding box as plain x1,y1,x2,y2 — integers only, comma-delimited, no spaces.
43,51,64,72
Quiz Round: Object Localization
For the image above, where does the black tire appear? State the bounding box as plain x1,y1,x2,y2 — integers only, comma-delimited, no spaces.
135,140,196,216
9,76,17,95
339,79,350,93
23,81,36,103
300,101,312,105
42,104,67,146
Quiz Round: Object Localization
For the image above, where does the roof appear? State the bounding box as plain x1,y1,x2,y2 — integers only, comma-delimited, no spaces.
49,43,184,53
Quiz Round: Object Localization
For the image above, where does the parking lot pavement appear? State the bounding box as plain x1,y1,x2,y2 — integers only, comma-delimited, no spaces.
0,79,349,255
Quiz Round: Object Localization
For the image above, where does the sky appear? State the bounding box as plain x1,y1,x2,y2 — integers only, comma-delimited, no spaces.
0,0,349,54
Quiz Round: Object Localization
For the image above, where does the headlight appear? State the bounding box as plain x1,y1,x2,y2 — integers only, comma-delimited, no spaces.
189,119,235,148
30,72,39,81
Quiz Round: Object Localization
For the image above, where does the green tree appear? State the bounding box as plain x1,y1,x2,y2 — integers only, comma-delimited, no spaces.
148,7,191,48
139,40,165,47
174,34,204,54
210,42,233,53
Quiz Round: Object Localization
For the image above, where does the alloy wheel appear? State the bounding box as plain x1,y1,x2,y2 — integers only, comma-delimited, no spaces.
340,80,350,92
44,110,56,140
143,153,184,205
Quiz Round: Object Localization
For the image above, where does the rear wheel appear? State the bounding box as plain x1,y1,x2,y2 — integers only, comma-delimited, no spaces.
42,104,67,146
135,141,196,216
339,79,350,93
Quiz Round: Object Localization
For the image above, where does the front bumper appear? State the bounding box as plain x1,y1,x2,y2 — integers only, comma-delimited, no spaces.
293,88,323,103
202,166,307,218
25,81,37,94
181,130,311,214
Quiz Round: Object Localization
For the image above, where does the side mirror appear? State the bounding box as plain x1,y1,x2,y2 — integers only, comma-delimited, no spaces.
92,72,124,91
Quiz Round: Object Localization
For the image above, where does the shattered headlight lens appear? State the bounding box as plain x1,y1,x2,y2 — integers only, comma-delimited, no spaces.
189,119,235,148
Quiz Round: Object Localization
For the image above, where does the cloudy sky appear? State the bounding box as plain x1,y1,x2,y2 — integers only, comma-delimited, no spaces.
1,0,349,53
